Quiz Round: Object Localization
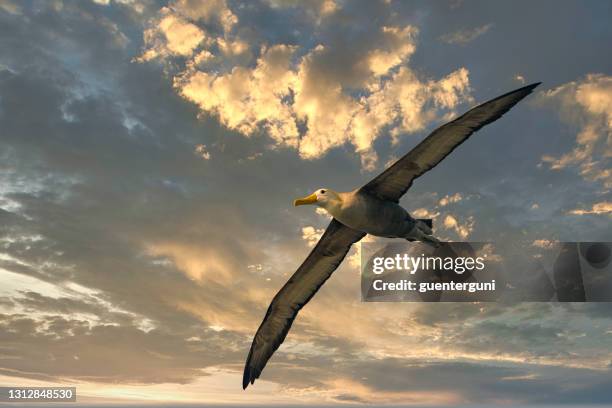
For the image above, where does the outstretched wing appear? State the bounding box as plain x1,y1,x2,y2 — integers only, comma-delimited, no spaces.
360,82,541,202
243,219,365,389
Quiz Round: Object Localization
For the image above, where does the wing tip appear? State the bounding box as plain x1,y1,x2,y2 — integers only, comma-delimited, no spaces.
498,81,541,100
242,351,255,390
242,366,253,390
482,81,541,110
520,81,542,93
242,349,260,390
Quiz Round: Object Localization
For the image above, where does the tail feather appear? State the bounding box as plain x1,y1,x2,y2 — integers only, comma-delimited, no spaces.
407,218,440,248
420,234,441,248
417,218,433,230
416,218,433,235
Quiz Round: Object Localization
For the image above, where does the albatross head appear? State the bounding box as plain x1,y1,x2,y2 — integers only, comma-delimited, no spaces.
294,188,341,211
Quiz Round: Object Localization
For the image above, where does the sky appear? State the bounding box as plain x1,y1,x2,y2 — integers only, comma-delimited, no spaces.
0,0,611,405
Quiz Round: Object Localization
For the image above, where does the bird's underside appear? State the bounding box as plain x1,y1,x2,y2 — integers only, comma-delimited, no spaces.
242,82,541,389
332,189,440,244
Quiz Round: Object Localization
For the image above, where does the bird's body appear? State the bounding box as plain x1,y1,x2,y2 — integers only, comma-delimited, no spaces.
334,190,413,237
242,82,541,389
323,190,429,240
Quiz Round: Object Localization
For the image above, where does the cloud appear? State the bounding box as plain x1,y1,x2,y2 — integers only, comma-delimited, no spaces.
0,313,240,384
172,0,237,31
315,207,331,218
301,226,324,247
176,44,301,147
322,376,462,405
264,0,339,21
0,0,20,15
568,201,612,215
138,1,473,169
440,23,493,45
538,74,612,189
442,214,474,239
194,143,211,159
532,239,557,249
2,0,612,404
137,10,207,61
438,192,463,206
411,207,439,219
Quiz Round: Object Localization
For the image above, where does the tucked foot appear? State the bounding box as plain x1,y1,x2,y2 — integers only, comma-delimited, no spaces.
420,233,441,248
406,221,441,248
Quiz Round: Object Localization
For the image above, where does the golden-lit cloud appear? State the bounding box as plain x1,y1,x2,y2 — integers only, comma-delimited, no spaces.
177,44,300,147
146,242,235,283
442,214,474,239
412,207,440,219
538,74,612,189
172,0,237,31
567,201,612,215
138,1,472,170
264,0,338,24
137,11,206,61
0,0,21,15
532,239,557,249
4,1,612,404
194,143,210,159
322,377,463,405
440,23,493,45
301,225,325,247
365,26,418,77
315,207,332,218
439,192,463,207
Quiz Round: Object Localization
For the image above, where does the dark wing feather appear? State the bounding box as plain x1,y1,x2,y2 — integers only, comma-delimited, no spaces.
243,219,365,389
360,82,541,202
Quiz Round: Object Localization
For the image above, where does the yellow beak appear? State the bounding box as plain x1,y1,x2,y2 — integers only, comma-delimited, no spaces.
294,193,318,206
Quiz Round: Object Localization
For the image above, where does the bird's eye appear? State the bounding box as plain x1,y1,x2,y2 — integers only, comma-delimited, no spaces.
320,189,326,194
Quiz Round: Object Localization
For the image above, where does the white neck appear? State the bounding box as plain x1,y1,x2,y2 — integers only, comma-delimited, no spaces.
319,192,345,218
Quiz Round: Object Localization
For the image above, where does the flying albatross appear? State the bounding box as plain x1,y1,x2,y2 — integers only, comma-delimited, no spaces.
243,82,540,389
